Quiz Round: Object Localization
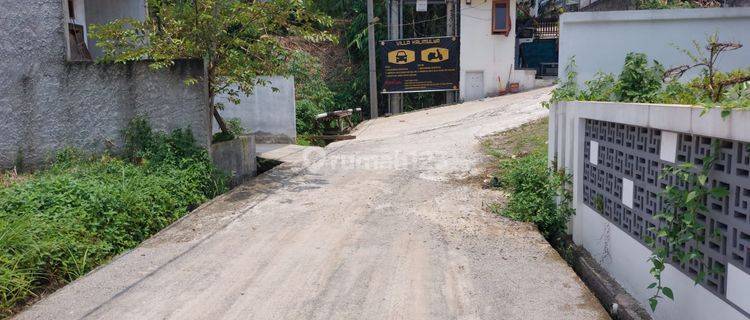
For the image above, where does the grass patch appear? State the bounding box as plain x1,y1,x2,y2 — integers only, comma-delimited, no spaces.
0,169,27,189
0,119,227,317
482,117,548,161
484,118,573,244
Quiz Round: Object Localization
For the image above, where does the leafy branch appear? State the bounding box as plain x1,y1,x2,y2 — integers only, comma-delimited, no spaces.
543,57,579,109
662,34,750,117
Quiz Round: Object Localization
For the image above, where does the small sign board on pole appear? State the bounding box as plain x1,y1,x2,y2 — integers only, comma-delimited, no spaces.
416,0,428,12
380,37,460,94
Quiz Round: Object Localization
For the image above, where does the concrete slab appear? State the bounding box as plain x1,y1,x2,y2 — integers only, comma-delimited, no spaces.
692,107,731,139
257,144,324,164
15,87,610,320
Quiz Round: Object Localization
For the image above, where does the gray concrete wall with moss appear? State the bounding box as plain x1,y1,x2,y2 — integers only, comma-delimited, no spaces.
0,1,210,169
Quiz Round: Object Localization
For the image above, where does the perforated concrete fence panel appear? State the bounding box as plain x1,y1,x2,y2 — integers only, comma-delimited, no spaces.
581,119,750,316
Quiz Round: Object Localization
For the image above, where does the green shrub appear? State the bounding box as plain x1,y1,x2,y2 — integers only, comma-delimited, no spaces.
544,57,579,108
288,51,336,136
0,119,227,316
496,152,573,243
579,72,617,102
548,37,750,114
655,81,701,105
615,53,665,103
636,0,714,9
721,80,750,110
212,118,245,143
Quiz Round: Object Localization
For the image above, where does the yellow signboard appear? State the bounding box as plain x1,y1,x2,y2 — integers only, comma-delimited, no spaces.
387,49,416,65
381,37,459,93
420,47,449,63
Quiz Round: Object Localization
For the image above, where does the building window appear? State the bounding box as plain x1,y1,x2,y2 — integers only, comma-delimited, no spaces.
491,0,511,35
63,0,148,61
66,0,92,61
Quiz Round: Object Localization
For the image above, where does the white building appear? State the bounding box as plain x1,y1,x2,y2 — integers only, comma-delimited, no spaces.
459,0,555,101
460,0,516,100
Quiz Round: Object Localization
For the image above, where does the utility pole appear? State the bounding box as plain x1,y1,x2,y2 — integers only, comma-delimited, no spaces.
367,0,379,119
446,0,456,105
388,0,403,114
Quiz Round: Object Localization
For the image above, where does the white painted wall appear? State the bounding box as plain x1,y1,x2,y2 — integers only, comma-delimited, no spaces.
577,204,748,320
549,101,750,320
459,0,517,100
84,0,148,59
214,77,297,144
559,8,750,86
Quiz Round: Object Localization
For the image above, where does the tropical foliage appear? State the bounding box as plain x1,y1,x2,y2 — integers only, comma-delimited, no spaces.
90,0,335,135
0,120,226,317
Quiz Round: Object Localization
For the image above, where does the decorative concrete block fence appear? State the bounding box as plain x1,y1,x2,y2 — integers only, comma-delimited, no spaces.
549,101,750,320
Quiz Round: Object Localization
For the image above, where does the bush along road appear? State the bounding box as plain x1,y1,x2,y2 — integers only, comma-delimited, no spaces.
0,119,227,318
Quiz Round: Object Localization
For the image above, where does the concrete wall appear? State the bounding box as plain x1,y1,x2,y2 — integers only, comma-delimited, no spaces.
510,69,555,91
559,8,750,86
211,135,257,186
85,0,148,59
459,0,517,100
213,76,296,144
0,1,209,169
549,102,750,320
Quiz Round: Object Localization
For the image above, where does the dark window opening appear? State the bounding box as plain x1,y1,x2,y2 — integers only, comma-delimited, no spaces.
68,0,75,19
68,23,92,61
66,0,92,61
492,0,511,35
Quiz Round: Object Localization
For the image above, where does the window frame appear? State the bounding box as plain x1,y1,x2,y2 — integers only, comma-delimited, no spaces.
63,0,93,62
491,0,512,36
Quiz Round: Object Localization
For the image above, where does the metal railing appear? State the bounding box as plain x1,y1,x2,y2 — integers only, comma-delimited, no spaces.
534,19,559,39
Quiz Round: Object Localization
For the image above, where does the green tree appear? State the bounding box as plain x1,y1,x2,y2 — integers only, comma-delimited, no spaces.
313,0,388,113
90,0,335,135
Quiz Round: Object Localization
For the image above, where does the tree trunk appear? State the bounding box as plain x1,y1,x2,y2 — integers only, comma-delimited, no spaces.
213,107,229,134
210,93,229,135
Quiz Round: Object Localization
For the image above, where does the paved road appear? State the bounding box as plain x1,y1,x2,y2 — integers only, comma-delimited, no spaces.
17,87,610,320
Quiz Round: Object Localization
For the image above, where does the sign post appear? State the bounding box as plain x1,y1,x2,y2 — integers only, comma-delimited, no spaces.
416,0,428,12
380,37,460,94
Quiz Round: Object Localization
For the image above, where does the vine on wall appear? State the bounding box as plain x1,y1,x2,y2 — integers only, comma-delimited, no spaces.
645,141,728,311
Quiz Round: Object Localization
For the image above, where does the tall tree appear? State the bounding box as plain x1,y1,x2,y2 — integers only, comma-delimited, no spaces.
91,0,335,134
